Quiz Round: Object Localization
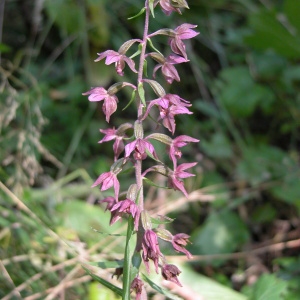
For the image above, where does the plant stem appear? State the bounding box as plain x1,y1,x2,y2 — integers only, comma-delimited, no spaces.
122,2,150,299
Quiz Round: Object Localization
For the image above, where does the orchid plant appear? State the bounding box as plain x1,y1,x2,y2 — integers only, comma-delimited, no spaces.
83,0,199,299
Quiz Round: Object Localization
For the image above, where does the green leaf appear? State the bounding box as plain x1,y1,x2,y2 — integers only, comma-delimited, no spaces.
142,274,181,300
201,133,232,158
90,260,124,269
143,177,170,189
0,43,11,53
128,7,145,20
179,264,247,300
137,83,146,107
284,0,300,33
249,274,288,300
82,266,123,296
217,66,275,117
245,9,300,58
149,0,155,18
88,282,121,300
122,90,136,111
191,211,250,258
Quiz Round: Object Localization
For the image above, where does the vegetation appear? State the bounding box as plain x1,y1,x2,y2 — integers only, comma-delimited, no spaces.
1,0,299,299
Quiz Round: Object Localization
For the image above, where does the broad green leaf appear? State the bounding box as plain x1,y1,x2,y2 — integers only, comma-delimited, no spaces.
179,264,247,300
217,66,275,117
88,282,120,300
284,0,300,33
245,10,300,58
248,274,288,300
82,266,123,296
190,211,250,258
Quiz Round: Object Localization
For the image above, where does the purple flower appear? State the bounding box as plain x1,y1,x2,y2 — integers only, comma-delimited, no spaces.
125,138,157,160
172,233,192,258
99,125,131,160
141,230,162,273
168,135,199,167
95,50,137,76
92,171,120,200
169,24,199,59
143,94,192,134
158,0,189,15
110,199,140,230
153,55,188,84
161,264,182,287
82,87,118,122
130,277,144,300
168,162,197,196
99,196,117,211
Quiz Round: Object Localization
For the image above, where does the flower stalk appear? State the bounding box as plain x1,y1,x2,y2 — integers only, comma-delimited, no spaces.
83,0,199,299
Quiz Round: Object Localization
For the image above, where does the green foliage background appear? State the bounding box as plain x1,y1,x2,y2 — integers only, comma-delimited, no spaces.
1,0,299,299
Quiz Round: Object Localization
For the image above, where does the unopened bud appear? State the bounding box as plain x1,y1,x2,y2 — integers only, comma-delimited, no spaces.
155,228,173,242
127,184,138,200
134,120,144,139
141,210,152,230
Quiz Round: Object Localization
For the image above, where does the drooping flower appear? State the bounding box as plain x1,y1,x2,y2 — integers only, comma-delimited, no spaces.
130,277,144,300
143,94,192,134
92,171,120,200
82,87,118,122
158,0,189,15
169,23,199,59
110,199,140,230
168,162,197,196
168,135,199,167
99,123,133,160
95,50,137,76
125,138,157,160
153,54,188,84
161,264,182,287
172,233,192,258
141,230,162,273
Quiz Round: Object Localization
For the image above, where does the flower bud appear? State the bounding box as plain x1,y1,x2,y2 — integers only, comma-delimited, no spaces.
155,228,173,242
134,120,144,139
141,210,152,230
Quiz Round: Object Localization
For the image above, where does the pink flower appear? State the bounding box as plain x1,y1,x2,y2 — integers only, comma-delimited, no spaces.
92,171,120,200
172,233,192,258
125,138,157,160
158,0,189,15
130,277,144,300
95,50,137,76
169,24,199,59
82,87,118,122
141,230,162,273
153,55,188,84
99,124,132,160
110,199,140,230
143,94,192,134
161,264,182,287
168,162,197,196
168,135,199,167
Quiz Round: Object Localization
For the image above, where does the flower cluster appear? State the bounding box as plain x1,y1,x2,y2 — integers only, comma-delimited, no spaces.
83,0,199,298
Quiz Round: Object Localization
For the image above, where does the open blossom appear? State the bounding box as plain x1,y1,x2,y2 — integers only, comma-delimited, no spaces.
110,199,140,230
153,55,188,84
141,230,162,273
143,94,192,134
169,23,199,59
125,138,157,160
95,50,137,76
82,87,117,123
99,124,132,160
161,264,182,287
168,135,199,167
172,233,192,258
92,171,120,200
168,162,197,196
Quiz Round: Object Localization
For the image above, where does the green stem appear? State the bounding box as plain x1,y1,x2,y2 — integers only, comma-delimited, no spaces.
122,216,134,300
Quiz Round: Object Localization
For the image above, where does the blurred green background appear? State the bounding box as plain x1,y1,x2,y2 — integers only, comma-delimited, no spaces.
1,0,300,299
